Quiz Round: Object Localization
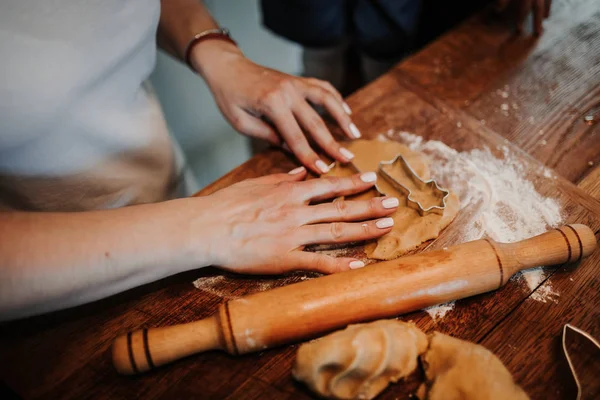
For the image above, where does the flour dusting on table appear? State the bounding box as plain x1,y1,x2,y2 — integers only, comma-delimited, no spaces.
384,130,563,316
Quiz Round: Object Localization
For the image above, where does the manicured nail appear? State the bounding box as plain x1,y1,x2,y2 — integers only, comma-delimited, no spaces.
382,197,399,209
376,218,394,229
360,172,377,183
315,160,330,174
288,166,305,175
349,260,365,269
349,123,361,138
339,147,354,160
342,102,352,115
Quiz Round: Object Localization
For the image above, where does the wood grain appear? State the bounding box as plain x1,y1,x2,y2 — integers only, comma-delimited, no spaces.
399,0,600,184
1,0,599,398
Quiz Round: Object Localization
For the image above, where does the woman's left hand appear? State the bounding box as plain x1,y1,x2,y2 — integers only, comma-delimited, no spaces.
190,40,361,175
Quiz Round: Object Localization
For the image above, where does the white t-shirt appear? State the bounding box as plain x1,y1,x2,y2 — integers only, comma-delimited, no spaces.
0,0,194,211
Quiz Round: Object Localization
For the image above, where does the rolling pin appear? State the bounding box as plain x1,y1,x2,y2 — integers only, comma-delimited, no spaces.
112,224,597,375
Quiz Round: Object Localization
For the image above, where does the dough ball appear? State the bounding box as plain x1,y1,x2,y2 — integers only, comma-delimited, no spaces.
419,332,529,400
293,320,428,400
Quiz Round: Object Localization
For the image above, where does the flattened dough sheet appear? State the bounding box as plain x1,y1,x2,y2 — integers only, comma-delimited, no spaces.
325,139,459,260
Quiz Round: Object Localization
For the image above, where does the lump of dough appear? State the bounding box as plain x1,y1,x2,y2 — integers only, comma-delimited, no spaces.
324,139,460,260
418,332,529,400
293,320,428,400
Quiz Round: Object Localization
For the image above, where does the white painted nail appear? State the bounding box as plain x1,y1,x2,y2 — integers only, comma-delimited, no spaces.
360,172,377,183
376,218,394,229
288,166,305,175
382,197,399,209
315,160,330,174
349,123,361,138
339,147,354,160
342,102,352,115
349,260,365,269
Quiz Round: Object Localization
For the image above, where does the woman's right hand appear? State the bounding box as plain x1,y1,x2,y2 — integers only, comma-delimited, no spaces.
189,167,399,275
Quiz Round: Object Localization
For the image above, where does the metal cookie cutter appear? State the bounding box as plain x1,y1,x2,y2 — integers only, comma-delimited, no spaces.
562,324,600,400
378,154,450,216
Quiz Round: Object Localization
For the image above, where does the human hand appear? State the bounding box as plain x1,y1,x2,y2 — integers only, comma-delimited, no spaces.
496,0,552,35
190,167,399,275
190,41,361,175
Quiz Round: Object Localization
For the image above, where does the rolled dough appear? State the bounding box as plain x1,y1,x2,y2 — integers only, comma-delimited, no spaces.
325,139,460,260
293,320,428,400
418,332,529,400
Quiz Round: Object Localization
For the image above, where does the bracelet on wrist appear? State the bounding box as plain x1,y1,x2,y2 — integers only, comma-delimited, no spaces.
184,27,237,73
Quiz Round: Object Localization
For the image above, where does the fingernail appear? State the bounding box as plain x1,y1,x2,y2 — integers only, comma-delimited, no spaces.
339,147,354,160
349,123,361,138
349,260,365,269
342,102,352,115
360,172,377,183
315,160,330,174
376,217,394,229
288,166,305,175
382,197,399,209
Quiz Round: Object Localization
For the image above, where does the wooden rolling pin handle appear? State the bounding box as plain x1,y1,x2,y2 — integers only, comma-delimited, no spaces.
112,315,224,375
498,224,598,280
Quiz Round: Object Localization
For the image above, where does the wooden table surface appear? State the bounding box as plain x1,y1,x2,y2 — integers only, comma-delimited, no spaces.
2,1,600,399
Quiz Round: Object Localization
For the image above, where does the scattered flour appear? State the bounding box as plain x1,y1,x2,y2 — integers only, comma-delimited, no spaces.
425,302,455,322
193,272,316,299
381,130,564,313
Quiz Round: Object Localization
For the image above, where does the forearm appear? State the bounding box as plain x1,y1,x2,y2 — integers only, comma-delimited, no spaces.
0,198,209,321
157,0,242,79
157,0,219,60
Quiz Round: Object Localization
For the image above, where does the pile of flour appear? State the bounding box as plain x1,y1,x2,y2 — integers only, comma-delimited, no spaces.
386,131,563,320
194,131,564,321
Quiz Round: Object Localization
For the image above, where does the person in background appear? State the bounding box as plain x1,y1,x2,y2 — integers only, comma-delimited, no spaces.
260,0,552,94
0,0,401,320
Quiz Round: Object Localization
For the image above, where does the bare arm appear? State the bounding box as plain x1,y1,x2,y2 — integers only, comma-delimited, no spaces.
0,171,398,321
157,0,221,61
0,198,206,321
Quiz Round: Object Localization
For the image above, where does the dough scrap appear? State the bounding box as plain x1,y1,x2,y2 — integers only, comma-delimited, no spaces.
293,320,428,400
325,139,460,260
293,320,529,400
418,332,529,400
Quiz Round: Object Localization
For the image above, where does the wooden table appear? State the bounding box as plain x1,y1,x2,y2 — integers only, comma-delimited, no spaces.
2,1,599,398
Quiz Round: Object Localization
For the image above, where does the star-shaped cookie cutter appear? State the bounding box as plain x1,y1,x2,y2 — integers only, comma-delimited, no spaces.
377,154,450,216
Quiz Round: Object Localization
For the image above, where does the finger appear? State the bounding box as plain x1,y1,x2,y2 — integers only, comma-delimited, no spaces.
544,0,552,18
249,167,307,185
293,100,354,163
297,172,378,202
263,100,330,175
298,217,395,245
303,78,344,103
229,107,281,145
288,252,366,274
516,0,533,34
299,196,398,224
304,86,360,139
533,0,545,35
